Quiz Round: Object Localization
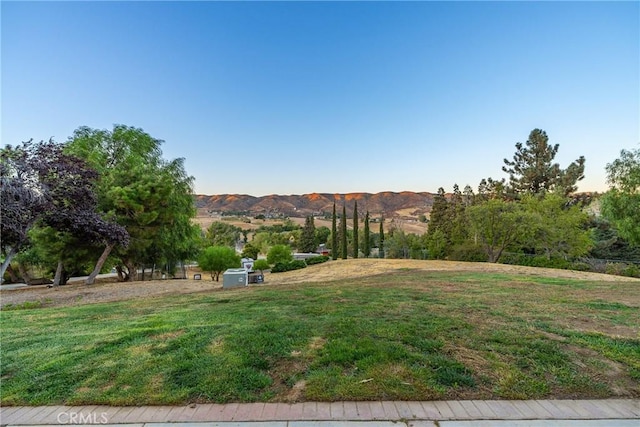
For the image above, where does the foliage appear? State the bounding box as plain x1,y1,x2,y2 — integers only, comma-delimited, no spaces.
467,199,533,263
66,125,195,282
448,243,487,262
352,201,359,258
341,205,348,260
267,244,293,265
198,246,240,281
588,217,640,261
241,243,260,260
299,216,317,253
427,187,449,240
0,139,127,281
206,221,242,247
502,128,585,196
521,193,592,259
426,229,447,260
305,255,330,265
331,203,338,260
315,226,331,246
253,259,270,271
270,259,307,273
600,148,640,247
379,218,385,258
363,211,371,258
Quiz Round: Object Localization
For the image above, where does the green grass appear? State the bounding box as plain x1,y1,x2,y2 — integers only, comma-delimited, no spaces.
1,270,638,405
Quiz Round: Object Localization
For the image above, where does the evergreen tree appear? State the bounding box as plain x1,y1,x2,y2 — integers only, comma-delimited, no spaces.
299,216,317,253
331,202,338,260
427,187,449,238
502,128,585,196
352,201,359,258
449,184,469,245
363,211,371,258
379,217,385,258
341,205,348,259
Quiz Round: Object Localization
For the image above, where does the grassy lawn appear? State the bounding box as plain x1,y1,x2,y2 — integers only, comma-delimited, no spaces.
1,270,639,405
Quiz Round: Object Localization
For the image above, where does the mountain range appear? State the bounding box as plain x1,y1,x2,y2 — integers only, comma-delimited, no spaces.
194,191,437,218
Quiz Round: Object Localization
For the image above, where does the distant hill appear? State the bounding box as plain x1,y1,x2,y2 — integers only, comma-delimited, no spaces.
194,191,437,219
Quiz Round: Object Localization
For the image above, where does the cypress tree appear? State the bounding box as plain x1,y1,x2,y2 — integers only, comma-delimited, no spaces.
379,217,385,258
363,211,370,257
331,202,337,260
341,205,348,259
352,201,359,258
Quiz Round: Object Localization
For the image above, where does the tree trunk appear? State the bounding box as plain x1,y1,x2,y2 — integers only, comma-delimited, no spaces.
124,260,136,282
0,246,18,283
86,242,115,285
17,262,32,285
5,263,20,283
116,265,126,282
53,260,64,286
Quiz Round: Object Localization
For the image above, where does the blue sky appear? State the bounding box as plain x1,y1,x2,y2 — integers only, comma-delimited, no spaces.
2,1,638,196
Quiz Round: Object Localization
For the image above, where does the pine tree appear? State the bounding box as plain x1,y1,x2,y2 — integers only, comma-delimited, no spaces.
352,201,359,258
363,211,371,258
299,216,316,253
427,187,449,237
331,202,337,260
341,205,348,259
502,128,585,196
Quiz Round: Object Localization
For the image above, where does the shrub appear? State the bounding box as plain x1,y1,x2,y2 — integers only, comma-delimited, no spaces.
623,263,640,278
448,243,486,262
570,261,592,272
267,244,293,265
253,259,270,271
271,260,307,273
305,255,330,265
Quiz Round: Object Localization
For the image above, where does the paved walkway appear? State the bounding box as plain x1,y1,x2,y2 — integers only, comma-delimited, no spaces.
1,400,638,426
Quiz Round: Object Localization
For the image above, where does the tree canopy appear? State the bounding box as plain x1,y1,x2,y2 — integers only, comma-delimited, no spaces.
601,148,640,247
66,125,195,282
1,140,128,282
502,129,585,196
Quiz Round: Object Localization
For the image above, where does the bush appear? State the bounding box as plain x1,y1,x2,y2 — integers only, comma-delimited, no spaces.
570,261,592,272
305,255,330,265
271,260,307,273
267,244,293,265
623,263,640,278
606,262,640,278
448,244,486,262
253,259,270,271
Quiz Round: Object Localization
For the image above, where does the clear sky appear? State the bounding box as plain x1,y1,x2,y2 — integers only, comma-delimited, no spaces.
2,1,638,196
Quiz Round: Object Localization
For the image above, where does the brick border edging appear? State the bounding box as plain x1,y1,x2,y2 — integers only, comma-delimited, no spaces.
1,399,639,425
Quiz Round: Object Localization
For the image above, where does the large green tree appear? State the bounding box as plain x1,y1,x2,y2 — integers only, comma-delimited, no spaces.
601,147,640,246
66,125,195,282
198,246,240,281
467,199,533,263
427,187,449,242
299,216,317,253
522,193,592,259
1,140,128,283
502,128,585,196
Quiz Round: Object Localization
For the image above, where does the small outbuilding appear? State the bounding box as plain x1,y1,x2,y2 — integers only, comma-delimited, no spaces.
222,268,248,289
